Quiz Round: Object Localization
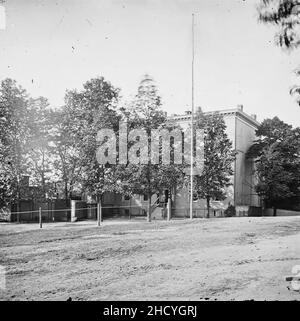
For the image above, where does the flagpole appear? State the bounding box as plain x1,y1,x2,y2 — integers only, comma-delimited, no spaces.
190,13,195,220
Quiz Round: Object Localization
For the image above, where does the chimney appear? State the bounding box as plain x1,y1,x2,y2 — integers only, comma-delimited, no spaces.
251,114,257,120
237,104,243,111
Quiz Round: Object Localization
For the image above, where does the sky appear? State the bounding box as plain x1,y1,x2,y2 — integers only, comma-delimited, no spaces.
0,0,300,127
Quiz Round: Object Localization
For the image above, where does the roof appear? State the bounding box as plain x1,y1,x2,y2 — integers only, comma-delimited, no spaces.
168,107,260,128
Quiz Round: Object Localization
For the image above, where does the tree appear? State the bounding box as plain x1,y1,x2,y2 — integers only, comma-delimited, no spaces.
26,97,56,200
247,117,300,214
0,79,31,210
121,75,167,222
0,160,12,208
258,0,300,49
48,108,83,202
121,75,185,222
65,77,121,208
258,0,300,105
193,110,236,218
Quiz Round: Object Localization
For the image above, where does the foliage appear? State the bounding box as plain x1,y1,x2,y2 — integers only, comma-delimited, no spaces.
258,0,300,105
120,75,186,221
47,107,83,200
258,0,300,49
247,116,300,208
224,205,236,217
0,79,31,207
26,97,57,199
64,77,121,201
193,109,236,218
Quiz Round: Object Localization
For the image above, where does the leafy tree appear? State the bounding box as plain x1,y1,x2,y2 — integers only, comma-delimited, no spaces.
64,77,120,207
258,0,300,104
47,108,83,202
0,80,58,209
193,109,236,218
258,0,300,49
0,79,31,210
26,97,56,199
122,75,185,221
247,116,300,213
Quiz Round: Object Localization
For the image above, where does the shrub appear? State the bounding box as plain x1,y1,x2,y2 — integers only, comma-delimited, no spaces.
224,205,236,217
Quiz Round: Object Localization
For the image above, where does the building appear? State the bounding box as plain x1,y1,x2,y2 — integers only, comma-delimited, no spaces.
88,105,261,220
168,105,260,218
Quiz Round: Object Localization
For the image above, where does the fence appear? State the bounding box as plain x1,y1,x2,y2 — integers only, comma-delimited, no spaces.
3,205,300,227
9,199,70,222
265,208,300,217
6,204,149,226
4,203,213,227
172,207,224,218
8,207,72,223
6,202,282,227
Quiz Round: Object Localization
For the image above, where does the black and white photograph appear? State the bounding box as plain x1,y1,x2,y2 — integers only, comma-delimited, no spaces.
0,0,300,306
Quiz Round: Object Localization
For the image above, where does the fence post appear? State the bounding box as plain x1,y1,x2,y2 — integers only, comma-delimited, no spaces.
39,207,42,228
167,198,171,221
71,200,77,222
97,199,102,226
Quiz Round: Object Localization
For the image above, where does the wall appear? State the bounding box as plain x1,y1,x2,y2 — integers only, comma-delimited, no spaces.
265,208,300,217
119,193,157,217
71,200,87,221
88,192,156,218
10,199,70,222
172,109,259,215
235,115,260,206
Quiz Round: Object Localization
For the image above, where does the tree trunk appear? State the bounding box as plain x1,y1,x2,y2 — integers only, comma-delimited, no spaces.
97,195,103,226
147,193,151,222
206,197,210,218
167,194,171,221
16,198,20,223
100,194,103,222
42,151,46,199
261,197,265,216
17,176,20,223
42,173,45,199
273,206,277,217
64,181,68,206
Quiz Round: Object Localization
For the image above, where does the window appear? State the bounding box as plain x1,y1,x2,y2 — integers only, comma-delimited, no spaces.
124,195,130,201
143,194,148,201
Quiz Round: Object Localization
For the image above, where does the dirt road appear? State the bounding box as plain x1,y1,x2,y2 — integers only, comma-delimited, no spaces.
0,216,300,300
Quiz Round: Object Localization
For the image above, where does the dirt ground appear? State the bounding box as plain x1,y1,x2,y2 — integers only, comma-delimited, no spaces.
0,216,300,301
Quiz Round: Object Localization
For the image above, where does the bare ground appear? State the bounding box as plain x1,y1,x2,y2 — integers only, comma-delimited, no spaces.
0,216,300,301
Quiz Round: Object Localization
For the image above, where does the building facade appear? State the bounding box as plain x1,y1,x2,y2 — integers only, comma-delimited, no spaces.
94,105,261,219
169,105,260,218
